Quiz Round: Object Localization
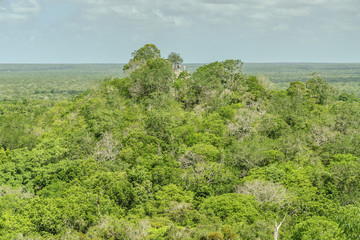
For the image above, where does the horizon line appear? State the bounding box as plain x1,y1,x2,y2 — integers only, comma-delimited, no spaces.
0,61,360,65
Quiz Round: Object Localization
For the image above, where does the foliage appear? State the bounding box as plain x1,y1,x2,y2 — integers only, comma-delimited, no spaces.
168,52,183,68
292,216,345,240
123,44,161,72
0,44,359,238
129,58,174,100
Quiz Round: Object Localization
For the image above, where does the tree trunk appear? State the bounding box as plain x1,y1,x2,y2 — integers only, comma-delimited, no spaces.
274,215,286,240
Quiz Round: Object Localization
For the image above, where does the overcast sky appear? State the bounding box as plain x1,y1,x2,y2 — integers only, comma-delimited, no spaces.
0,0,359,63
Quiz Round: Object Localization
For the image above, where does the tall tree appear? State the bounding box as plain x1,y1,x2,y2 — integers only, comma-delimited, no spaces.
123,44,161,72
167,52,183,69
306,72,337,105
129,58,174,100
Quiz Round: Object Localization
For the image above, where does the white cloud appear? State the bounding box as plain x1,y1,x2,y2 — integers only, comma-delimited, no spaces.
1,0,356,35
273,24,289,31
11,0,40,13
0,12,27,20
36,1,322,26
275,7,310,17
199,0,238,4
0,0,40,23
1,0,359,63
50,0,358,41
153,9,191,27
251,12,270,20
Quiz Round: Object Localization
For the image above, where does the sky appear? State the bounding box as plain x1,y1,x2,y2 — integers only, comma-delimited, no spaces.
0,0,359,63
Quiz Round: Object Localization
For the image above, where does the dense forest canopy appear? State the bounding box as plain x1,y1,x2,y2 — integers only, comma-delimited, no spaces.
0,44,360,239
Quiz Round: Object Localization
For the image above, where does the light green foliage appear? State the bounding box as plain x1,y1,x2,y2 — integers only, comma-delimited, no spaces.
0,100,50,150
292,216,345,240
181,158,234,195
335,203,360,239
190,144,220,162
107,77,133,98
327,154,360,204
0,45,359,239
0,191,34,238
269,83,319,133
86,216,132,240
84,172,134,207
190,60,247,109
225,136,280,172
331,101,360,134
287,81,309,98
243,162,328,217
245,75,266,99
155,184,194,204
144,98,182,146
144,184,199,227
200,193,261,224
200,193,273,239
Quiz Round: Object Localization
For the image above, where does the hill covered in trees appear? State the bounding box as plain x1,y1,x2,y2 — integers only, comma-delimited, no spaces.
0,44,360,239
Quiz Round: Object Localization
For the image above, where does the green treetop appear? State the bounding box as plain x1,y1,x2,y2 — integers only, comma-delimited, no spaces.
123,44,161,72
167,52,183,69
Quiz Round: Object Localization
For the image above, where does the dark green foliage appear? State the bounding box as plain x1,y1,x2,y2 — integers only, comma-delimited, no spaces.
0,45,359,239
189,59,248,110
306,73,338,105
123,43,161,72
167,52,183,68
131,44,161,62
2,62,360,101
326,154,360,204
287,81,309,98
338,92,359,102
245,75,266,99
129,58,174,100
0,64,125,101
